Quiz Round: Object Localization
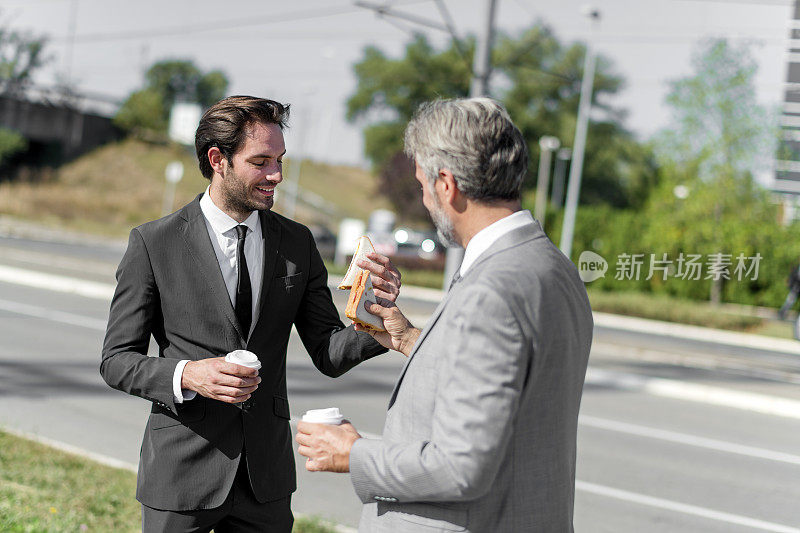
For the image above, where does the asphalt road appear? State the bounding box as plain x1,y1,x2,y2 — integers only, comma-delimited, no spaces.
1,234,799,532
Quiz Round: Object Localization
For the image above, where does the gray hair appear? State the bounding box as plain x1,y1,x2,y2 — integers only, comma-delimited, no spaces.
403,97,528,202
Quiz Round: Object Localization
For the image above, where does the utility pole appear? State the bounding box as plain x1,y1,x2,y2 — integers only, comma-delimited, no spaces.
551,148,572,208
355,0,500,289
534,136,560,228
559,6,600,260
442,0,498,289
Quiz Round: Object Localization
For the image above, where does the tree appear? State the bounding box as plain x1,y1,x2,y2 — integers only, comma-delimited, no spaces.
654,39,773,182
0,127,26,170
0,14,47,169
0,15,48,96
115,59,229,136
650,39,776,304
347,24,657,220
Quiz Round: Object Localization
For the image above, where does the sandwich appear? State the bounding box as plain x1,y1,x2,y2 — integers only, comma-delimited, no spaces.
344,269,386,332
338,235,376,290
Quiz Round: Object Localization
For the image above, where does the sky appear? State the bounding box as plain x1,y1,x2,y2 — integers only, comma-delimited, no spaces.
1,0,793,167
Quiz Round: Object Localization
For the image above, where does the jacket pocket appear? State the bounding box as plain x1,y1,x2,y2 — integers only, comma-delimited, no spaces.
273,395,291,419
276,272,303,292
150,400,205,430
385,502,468,531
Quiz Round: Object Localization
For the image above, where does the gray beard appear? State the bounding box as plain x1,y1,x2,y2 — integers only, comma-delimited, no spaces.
429,196,458,248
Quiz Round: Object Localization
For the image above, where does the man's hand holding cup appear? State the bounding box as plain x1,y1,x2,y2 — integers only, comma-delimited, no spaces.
182,350,261,404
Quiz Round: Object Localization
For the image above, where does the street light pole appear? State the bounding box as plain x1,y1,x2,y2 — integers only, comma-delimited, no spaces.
442,0,498,289
551,148,572,208
559,6,600,260
534,136,560,228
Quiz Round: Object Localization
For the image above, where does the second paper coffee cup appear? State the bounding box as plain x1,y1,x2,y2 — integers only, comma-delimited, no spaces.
302,407,344,425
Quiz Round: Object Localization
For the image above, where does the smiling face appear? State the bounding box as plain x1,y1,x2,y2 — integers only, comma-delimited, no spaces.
213,121,286,221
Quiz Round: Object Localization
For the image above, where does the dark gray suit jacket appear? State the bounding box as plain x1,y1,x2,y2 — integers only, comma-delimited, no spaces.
350,220,593,532
101,194,384,511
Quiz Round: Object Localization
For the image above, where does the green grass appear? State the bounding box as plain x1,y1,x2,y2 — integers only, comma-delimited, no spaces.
0,431,140,533
588,290,763,331
0,430,344,533
293,515,340,533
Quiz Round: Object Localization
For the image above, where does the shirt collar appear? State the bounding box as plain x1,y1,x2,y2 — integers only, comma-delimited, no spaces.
199,185,260,236
460,210,535,276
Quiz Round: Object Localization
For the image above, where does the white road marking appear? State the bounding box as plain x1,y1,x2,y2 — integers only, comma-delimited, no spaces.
0,248,117,276
580,415,800,466
586,368,800,420
0,298,107,331
0,264,115,300
4,297,800,423
577,480,800,532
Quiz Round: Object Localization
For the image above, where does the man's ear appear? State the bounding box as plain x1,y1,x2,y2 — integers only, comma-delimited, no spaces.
437,169,458,205
208,147,227,177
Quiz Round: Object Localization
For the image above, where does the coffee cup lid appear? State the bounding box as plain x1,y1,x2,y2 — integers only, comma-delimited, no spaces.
302,407,344,425
225,350,262,370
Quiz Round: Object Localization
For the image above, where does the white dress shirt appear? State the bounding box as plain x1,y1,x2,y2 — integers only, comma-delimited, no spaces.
460,210,535,277
173,186,264,403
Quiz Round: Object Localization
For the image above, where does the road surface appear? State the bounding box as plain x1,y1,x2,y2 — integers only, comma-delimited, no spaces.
1,234,798,531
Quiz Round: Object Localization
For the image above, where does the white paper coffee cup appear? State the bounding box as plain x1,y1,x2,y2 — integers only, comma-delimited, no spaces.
225,350,262,370
302,407,344,425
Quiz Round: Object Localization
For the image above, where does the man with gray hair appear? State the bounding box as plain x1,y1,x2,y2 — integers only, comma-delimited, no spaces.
296,97,593,532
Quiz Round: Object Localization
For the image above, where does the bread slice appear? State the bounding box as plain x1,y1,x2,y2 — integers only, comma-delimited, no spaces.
338,235,376,290
345,270,385,331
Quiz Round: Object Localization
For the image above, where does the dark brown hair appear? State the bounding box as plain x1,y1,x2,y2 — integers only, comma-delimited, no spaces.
195,95,290,179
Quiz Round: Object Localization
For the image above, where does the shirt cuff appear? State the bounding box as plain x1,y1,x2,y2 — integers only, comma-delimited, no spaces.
172,360,197,403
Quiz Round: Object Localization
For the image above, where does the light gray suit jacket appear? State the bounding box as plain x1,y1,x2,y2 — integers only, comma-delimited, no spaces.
349,219,593,532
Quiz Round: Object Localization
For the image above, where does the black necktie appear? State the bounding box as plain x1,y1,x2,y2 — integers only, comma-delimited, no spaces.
234,225,252,338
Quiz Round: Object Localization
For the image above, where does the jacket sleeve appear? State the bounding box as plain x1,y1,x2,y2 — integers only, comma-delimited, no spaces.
293,227,386,378
100,228,181,413
349,283,528,503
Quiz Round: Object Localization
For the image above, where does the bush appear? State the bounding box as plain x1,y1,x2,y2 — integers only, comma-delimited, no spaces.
0,127,27,169
527,174,798,309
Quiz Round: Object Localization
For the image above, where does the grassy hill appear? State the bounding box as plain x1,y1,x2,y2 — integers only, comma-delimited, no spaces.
0,138,389,238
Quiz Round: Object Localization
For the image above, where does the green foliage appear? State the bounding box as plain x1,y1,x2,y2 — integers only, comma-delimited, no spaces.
0,14,48,95
115,59,229,136
112,88,166,133
347,24,658,220
347,36,471,171
0,127,27,167
292,515,340,533
536,38,792,310
654,39,773,181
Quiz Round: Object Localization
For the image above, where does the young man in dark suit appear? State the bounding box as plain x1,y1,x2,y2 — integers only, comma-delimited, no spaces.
101,96,400,532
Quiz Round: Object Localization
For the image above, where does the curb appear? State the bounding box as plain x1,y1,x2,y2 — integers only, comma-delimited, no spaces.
594,311,800,357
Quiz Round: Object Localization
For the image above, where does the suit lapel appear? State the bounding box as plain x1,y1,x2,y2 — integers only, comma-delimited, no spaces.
387,221,545,409
179,195,245,341
387,285,458,409
250,210,281,336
